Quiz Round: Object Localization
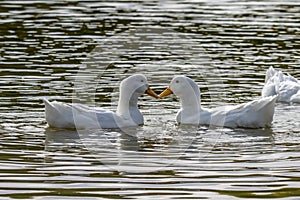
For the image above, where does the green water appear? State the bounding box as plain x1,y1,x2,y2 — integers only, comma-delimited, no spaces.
0,0,299,199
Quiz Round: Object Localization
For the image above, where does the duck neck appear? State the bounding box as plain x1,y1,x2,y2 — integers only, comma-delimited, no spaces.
117,90,140,114
180,92,202,114
117,90,142,124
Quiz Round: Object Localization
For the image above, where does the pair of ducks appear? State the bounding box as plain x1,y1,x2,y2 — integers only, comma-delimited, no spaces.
44,67,299,129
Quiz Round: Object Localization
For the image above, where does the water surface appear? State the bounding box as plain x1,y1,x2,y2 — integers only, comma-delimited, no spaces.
0,0,300,199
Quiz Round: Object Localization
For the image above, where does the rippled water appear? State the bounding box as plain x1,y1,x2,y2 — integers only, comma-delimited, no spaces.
1,0,300,199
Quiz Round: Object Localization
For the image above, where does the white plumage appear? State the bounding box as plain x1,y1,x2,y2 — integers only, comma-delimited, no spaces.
262,66,300,103
44,74,158,129
159,75,277,128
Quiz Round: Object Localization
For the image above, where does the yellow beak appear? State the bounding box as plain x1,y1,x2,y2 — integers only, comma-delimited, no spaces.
145,86,159,98
158,86,173,98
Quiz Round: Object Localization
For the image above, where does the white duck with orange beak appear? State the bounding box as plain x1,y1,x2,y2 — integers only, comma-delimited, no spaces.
44,74,158,129
159,75,277,129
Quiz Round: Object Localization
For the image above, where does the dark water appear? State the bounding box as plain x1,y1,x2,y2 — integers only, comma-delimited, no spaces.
1,0,300,199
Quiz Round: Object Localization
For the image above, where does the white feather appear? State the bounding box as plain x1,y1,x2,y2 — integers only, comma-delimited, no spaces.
44,74,152,129
262,67,300,103
167,75,277,128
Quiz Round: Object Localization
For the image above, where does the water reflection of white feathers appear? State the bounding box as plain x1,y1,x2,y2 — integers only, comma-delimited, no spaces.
43,124,279,173
44,128,82,152
44,124,221,172
76,125,193,172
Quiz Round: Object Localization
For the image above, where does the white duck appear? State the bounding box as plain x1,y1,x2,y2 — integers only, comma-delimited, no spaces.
262,66,300,103
159,75,277,128
44,74,158,129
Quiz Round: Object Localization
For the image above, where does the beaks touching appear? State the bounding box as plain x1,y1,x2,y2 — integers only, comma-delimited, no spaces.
145,86,159,98
158,86,173,98
144,86,174,99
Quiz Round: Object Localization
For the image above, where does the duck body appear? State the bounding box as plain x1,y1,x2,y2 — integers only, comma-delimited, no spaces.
290,92,300,103
160,75,277,129
44,74,157,129
176,95,277,128
44,100,133,129
262,67,300,103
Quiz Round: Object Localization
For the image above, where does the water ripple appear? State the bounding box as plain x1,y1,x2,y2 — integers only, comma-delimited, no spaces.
0,0,300,199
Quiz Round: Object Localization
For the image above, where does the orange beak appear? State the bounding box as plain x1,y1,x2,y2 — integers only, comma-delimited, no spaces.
158,86,173,98
145,86,159,98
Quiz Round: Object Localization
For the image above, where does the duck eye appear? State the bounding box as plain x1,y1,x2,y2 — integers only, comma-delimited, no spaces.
141,80,144,83
176,80,179,83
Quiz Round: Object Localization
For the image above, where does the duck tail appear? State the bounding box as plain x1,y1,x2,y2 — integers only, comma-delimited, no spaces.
255,95,277,111
43,99,74,128
43,99,58,127
43,98,53,108
255,95,277,127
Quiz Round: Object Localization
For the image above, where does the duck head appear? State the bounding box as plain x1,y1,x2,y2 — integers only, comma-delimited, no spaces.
159,75,200,99
159,75,202,124
120,74,158,98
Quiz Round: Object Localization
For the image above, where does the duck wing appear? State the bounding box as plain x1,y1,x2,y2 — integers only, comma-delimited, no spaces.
210,95,277,128
44,99,119,129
